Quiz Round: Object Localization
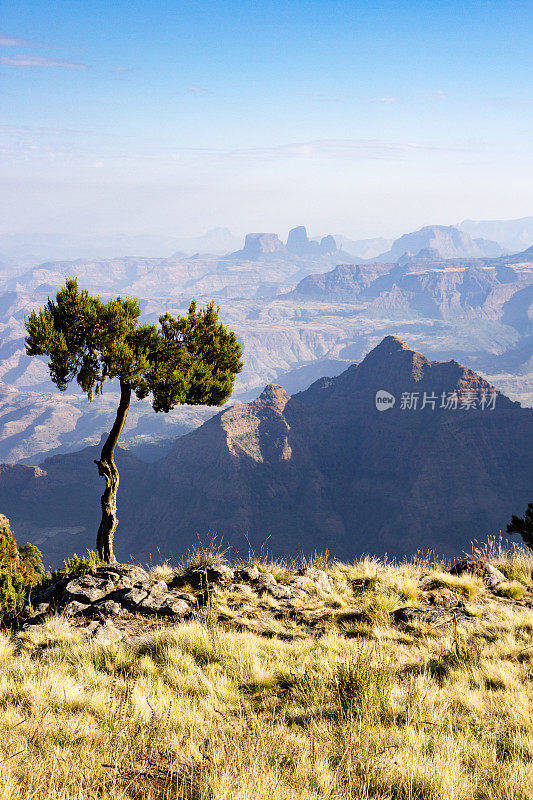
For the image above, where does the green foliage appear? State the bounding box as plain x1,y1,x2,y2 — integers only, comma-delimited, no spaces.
38,551,104,591
0,520,44,624
507,502,533,549
18,543,45,583
0,532,19,571
25,278,243,410
0,571,27,623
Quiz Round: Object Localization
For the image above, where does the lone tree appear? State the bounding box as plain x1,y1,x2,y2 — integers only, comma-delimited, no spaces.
507,503,533,550
25,278,243,563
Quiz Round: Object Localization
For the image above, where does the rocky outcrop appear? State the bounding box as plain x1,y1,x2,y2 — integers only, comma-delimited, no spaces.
393,606,489,628
229,233,286,260
450,559,508,590
20,561,331,642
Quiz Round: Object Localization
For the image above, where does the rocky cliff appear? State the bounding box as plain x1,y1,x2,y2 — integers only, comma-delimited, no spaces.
0,337,530,566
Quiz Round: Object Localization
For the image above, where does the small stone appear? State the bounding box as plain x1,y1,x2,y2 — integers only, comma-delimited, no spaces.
89,621,125,644
262,584,294,600
229,583,254,595
63,600,90,616
296,568,330,591
121,587,149,607
253,572,277,589
235,565,260,582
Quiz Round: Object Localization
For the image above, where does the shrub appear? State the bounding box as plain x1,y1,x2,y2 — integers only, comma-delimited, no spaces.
330,647,393,718
38,551,104,591
0,571,27,622
494,581,526,600
0,516,44,624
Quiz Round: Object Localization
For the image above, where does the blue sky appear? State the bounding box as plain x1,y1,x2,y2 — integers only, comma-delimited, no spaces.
1,0,532,243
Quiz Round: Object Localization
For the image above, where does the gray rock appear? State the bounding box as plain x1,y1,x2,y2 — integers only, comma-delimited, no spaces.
253,572,277,589
63,600,90,616
235,565,260,582
139,593,191,617
63,575,116,604
173,591,197,604
93,563,149,588
289,576,312,592
121,586,149,607
86,620,125,644
483,564,507,590
393,606,483,628
182,565,235,589
296,568,330,591
91,599,127,617
229,583,254,595
262,583,294,600
449,559,506,590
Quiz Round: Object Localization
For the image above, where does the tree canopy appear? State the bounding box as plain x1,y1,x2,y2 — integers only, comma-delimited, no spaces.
25,278,243,562
25,277,243,409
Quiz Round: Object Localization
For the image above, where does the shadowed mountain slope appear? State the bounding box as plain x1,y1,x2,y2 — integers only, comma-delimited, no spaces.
1,337,530,566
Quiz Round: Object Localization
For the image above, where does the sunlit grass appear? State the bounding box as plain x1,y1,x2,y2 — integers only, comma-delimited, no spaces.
0,545,532,799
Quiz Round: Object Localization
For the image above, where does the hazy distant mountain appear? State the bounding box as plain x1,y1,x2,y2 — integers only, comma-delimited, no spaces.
332,235,394,259
1,337,530,565
459,217,533,253
228,232,287,260
286,226,339,256
290,247,533,323
0,229,242,263
0,229,531,466
171,227,242,255
375,225,504,261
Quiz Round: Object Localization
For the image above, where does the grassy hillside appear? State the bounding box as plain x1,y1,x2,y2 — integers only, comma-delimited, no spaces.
1,542,533,799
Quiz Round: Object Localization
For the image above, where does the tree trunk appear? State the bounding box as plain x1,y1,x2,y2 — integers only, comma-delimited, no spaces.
94,380,131,563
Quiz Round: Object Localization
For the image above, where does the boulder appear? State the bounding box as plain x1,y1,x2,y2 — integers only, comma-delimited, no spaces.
253,572,278,590
296,567,330,591
235,565,260,582
63,575,117,604
393,606,484,628
262,583,294,600
86,620,126,644
449,559,506,590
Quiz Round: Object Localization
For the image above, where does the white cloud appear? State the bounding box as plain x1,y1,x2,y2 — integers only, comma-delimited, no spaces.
368,96,401,104
0,55,89,69
225,138,469,161
0,35,31,47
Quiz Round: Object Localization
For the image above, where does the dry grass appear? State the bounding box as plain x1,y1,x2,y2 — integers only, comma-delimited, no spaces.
1,546,533,799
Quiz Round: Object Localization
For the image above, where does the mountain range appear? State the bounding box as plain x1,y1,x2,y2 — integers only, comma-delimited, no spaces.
0,337,531,567
0,221,531,465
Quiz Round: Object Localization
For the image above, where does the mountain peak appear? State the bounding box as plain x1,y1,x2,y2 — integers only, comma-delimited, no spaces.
371,335,412,354
256,383,291,412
